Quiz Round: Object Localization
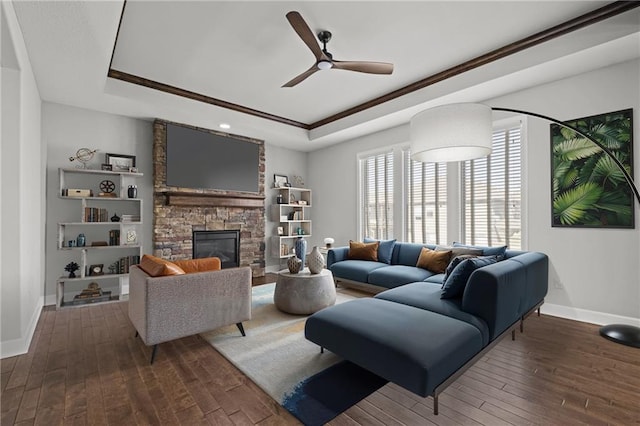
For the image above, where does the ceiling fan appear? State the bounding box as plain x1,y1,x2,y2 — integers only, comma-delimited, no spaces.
282,11,394,88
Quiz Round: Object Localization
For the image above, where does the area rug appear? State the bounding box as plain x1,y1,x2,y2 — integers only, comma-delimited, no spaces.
200,283,387,425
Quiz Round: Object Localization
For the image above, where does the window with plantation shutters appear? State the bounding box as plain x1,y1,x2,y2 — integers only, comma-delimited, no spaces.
462,125,522,249
403,150,447,245
359,151,394,239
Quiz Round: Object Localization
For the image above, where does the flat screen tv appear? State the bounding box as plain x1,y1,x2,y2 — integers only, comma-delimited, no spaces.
166,123,260,193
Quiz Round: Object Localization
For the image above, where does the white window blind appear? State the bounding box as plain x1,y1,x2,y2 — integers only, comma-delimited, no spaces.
404,150,447,245
360,151,394,239
462,126,522,249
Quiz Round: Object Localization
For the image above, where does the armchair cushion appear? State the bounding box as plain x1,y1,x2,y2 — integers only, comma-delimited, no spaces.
174,257,221,273
139,254,185,277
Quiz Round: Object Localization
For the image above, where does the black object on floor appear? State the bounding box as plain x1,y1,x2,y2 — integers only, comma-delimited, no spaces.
282,360,388,426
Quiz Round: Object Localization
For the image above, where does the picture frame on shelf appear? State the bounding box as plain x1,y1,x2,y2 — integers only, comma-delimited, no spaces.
274,174,289,188
277,226,284,236
105,153,136,171
101,163,113,171
89,264,104,276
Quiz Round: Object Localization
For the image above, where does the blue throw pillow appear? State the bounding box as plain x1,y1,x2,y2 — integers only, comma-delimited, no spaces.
452,242,507,259
364,238,396,264
442,254,478,284
441,256,499,299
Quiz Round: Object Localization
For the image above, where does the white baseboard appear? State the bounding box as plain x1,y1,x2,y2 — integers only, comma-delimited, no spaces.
0,296,43,359
541,303,640,327
44,293,56,306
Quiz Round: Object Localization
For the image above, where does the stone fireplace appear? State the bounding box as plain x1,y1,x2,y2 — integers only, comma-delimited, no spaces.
152,120,266,277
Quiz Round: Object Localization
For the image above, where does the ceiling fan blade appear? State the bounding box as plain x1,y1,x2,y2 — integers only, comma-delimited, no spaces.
282,65,319,88
332,61,394,75
286,11,323,61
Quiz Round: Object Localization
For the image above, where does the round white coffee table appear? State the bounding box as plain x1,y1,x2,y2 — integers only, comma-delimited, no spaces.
274,269,336,314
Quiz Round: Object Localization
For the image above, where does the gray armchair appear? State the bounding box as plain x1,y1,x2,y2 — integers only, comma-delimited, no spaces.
128,264,252,363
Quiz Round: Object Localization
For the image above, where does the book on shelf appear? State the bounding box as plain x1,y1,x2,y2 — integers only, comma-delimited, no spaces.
116,255,140,274
109,229,120,246
84,207,108,222
120,214,141,222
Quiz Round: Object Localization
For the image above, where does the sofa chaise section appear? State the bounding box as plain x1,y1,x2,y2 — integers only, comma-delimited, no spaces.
308,243,548,414
305,298,485,400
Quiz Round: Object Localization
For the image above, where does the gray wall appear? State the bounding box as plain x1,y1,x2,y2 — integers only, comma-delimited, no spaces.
42,103,154,305
308,59,640,324
264,143,308,271
1,1,46,358
41,104,309,298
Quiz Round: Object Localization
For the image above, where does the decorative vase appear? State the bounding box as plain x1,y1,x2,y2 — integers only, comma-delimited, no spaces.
287,255,302,274
76,233,86,247
111,212,120,222
294,237,307,268
308,246,325,274
68,271,76,278
127,185,137,198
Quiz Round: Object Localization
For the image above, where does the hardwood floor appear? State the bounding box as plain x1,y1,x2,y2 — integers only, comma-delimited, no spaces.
2,290,639,425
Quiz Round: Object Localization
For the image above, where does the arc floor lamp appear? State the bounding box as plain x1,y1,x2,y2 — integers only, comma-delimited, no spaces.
410,103,640,348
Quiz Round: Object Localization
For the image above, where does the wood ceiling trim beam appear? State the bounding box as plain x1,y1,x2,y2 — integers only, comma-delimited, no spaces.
308,0,640,130
107,69,310,130
108,1,638,134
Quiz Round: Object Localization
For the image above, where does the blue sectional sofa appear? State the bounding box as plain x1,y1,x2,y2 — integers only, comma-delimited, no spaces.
306,241,548,414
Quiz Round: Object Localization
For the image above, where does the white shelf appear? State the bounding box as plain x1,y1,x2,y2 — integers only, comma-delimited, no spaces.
59,245,141,251
272,187,312,259
57,167,144,309
60,167,142,177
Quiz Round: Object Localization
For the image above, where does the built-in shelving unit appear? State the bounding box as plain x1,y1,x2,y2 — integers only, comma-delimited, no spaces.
56,168,143,309
270,187,312,259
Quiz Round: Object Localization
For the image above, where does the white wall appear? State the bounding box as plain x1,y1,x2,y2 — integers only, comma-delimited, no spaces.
308,59,640,325
42,103,153,305
41,104,309,295
490,60,640,323
264,143,307,271
308,125,409,250
1,1,45,358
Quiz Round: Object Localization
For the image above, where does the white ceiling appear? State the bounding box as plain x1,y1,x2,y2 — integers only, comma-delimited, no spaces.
11,1,640,151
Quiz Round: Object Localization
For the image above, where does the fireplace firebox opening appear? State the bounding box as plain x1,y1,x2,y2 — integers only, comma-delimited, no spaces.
193,230,240,269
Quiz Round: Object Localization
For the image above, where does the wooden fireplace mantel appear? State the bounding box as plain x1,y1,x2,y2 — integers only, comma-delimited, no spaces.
158,191,265,208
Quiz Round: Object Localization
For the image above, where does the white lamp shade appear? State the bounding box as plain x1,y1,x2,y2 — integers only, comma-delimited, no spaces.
410,103,493,163
323,237,335,245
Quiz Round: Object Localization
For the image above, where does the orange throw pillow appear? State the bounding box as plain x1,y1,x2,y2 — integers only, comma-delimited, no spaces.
348,240,379,261
138,255,186,277
416,247,452,274
174,257,221,273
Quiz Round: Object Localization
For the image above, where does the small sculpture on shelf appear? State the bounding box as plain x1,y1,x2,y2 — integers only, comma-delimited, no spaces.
64,261,80,278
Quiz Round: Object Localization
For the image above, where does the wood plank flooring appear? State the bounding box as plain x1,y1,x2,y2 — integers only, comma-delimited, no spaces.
2,283,639,425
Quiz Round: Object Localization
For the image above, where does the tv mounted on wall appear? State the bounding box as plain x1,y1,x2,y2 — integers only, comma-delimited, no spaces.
166,122,260,193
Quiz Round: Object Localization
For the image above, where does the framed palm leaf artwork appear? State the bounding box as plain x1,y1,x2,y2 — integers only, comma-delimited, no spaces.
550,108,634,228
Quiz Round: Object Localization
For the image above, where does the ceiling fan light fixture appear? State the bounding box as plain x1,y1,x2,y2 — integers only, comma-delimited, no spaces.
317,60,333,70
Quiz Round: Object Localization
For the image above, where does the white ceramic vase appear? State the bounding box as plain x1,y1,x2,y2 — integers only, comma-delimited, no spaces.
307,246,325,274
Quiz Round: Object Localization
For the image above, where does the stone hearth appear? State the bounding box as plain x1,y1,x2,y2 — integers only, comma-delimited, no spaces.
152,120,266,277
